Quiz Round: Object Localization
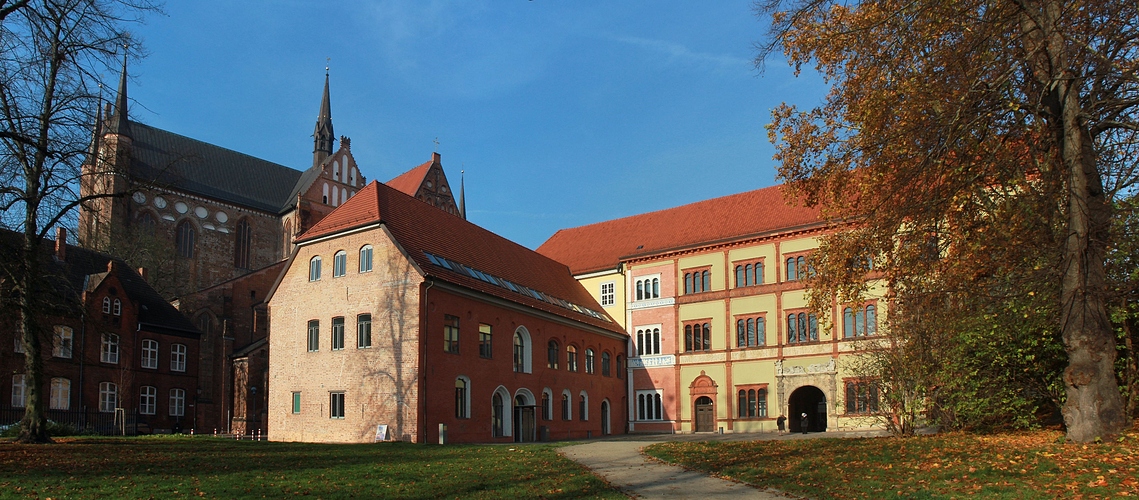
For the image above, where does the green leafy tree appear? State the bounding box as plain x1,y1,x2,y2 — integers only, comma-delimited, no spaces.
757,0,1137,441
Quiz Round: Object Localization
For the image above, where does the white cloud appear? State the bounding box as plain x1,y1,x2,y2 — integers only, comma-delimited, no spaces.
609,35,751,71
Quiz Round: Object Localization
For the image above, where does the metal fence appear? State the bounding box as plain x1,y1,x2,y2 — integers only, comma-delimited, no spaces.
0,406,139,436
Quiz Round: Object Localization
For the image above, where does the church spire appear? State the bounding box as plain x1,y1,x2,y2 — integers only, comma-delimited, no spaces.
459,169,467,220
105,51,131,137
312,69,334,167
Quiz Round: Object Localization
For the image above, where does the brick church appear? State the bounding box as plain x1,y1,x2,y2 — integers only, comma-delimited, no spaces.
76,60,472,435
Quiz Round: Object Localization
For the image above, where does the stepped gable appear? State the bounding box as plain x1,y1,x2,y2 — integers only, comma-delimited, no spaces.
386,160,432,196
129,123,304,213
537,184,824,275
297,181,623,334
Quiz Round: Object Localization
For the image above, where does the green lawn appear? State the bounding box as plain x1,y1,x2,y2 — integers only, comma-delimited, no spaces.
0,437,625,499
644,425,1139,499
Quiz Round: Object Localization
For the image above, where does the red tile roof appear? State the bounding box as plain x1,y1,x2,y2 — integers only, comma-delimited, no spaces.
537,184,824,275
386,159,432,196
296,181,623,334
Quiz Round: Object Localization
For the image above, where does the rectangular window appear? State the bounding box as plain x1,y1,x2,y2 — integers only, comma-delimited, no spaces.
633,276,661,301
600,281,615,306
682,268,711,294
636,390,663,420
13,335,25,354
331,317,345,350
11,374,26,408
292,392,302,414
99,382,117,412
443,314,460,354
683,321,712,352
357,314,372,348
171,344,187,372
845,381,879,414
53,326,73,358
601,352,611,376
736,387,768,418
478,324,492,358
101,333,119,364
330,392,345,419
307,320,319,352
169,388,185,417
140,386,157,415
635,326,662,356
141,339,158,369
49,378,70,410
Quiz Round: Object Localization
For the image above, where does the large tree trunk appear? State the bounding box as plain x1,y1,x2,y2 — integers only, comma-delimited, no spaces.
17,184,50,444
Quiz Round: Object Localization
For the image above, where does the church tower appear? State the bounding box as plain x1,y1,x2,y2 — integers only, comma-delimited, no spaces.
78,54,132,250
312,72,334,167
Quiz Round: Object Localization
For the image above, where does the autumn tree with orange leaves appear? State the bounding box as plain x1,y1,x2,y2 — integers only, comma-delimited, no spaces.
757,0,1137,442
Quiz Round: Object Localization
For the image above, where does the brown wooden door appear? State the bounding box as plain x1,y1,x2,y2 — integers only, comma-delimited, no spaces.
514,406,536,442
695,397,715,432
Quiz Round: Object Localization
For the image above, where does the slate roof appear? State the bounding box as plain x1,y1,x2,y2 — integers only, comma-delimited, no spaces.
386,160,432,196
129,123,305,213
296,182,624,334
0,230,200,337
536,184,825,275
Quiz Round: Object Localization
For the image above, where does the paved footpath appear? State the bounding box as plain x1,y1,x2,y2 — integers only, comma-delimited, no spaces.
561,430,888,499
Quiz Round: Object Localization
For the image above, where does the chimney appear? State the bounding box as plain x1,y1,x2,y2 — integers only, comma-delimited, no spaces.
106,260,116,273
138,267,148,280
432,152,441,164
55,227,67,261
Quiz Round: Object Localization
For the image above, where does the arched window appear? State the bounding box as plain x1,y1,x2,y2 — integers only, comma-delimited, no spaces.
636,280,643,301
112,299,121,316
843,304,878,338
513,327,532,373
98,382,117,412
652,278,660,298
579,392,588,421
102,297,111,314
309,256,322,281
49,378,70,410
616,355,624,379
757,388,768,417
561,391,571,420
547,340,559,370
755,262,764,284
701,270,711,291
601,352,611,376
585,349,595,374
175,220,195,258
333,250,347,278
684,273,693,294
566,345,578,372
786,257,797,281
492,393,504,437
541,389,552,420
234,218,253,269
455,377,470,419
137,212,156,235
359,245,373,273
844,307,855,338
735,265,744,286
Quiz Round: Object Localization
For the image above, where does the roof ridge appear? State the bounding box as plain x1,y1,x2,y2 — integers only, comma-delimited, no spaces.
133,122,301,175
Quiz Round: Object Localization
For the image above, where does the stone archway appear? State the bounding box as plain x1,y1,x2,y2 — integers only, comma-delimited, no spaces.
788,385,827,433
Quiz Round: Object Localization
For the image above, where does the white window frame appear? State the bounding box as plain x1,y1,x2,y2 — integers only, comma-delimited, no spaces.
99,382,118,412
49,377,70,410
635,324,663,356
309,256,322,281
333,250,347,278
329,391,345,419
11,374,26,408
599,281,615,306
112,299,121,316
359,245,373,273
141,339,158,369
169,388,185,417
53,325,73,358
101,333,119,364
636,390,664,421
633,274,661,301
171,344,187,372
140,386,157,415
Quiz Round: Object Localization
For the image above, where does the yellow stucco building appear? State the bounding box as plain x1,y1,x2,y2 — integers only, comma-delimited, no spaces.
539,184,885,434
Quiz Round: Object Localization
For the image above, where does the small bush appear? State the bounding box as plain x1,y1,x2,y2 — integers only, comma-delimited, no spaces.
0,420,78,437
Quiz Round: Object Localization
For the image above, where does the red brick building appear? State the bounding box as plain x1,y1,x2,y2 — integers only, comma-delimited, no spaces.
2,229,200,433
267,180,629,443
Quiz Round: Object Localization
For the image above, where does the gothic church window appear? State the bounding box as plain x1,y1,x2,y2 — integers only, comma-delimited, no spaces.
234,218,253,269
175,220,195,258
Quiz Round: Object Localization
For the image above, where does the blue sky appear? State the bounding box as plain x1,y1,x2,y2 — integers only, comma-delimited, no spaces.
125,1,827,249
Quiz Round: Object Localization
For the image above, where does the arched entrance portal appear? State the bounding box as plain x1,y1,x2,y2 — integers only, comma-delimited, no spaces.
788,385,827,433
513,393,536,442
694,396,715,432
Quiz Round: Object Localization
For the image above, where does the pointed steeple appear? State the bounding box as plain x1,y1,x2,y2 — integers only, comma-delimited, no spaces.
312,70,334,167
459,170,467,220
87,101,104,160
105,52,131,137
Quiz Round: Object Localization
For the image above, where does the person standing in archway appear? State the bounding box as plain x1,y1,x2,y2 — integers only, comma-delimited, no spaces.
800,412,809,434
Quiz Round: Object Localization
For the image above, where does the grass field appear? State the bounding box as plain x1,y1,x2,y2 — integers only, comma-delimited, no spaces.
644,425,1139,499
0,437,624,499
